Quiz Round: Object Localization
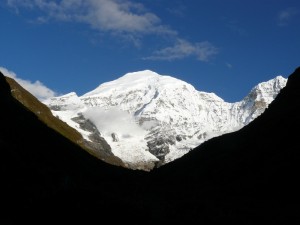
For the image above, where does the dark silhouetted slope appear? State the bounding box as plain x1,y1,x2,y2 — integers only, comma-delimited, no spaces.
0,72,147,223
1,67,300,224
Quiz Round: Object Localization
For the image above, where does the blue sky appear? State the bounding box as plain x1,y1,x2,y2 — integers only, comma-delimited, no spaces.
0,0,299,102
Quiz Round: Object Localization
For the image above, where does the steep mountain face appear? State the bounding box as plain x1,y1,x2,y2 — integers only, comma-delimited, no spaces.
44,70,287,170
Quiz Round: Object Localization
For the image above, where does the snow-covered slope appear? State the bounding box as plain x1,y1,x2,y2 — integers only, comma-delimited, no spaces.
43,70,287,170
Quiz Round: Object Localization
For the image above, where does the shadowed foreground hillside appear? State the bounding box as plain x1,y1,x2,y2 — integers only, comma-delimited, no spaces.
1,67,300,224
4,75,125,167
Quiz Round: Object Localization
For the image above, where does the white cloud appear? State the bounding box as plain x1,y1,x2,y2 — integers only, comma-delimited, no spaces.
0,66,57,101
278,7,299,26
6,0,218,62
82,106,145,138
7,0,174,35
83,0,158,33
143,39,218,61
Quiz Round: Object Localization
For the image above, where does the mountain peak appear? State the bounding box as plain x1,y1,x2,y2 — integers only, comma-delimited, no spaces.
44,70,287,170
82,70,185,98
246,75,287,102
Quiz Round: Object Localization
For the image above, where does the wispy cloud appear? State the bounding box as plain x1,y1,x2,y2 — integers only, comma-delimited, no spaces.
7,0,174,35
143,39,218,61
225,63,233,69
6,0,218,62
167,3,187,18
277,7,299,26
226,20,247,36
0,66,57,101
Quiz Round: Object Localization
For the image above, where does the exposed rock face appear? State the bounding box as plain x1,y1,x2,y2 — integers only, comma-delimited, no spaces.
71,114,115,160
111,133,119,142
43,70,287,170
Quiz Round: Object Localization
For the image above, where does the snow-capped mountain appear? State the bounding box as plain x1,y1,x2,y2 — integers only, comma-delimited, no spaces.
43,70,287,171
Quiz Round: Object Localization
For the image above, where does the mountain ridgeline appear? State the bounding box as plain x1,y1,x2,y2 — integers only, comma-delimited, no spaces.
44,70,287,170
1,67,299,224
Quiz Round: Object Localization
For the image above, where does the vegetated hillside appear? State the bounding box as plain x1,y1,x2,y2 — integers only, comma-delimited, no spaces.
1,67,299,224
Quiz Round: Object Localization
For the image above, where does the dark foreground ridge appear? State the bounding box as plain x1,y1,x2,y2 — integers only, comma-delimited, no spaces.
1,67,300,224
